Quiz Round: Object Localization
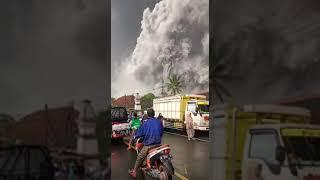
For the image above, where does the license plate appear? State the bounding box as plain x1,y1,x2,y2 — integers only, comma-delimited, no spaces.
113,130,126,135
160,154,172,161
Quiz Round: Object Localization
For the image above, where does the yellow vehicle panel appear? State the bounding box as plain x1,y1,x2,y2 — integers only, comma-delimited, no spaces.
282,128,320,137
223,105,311,180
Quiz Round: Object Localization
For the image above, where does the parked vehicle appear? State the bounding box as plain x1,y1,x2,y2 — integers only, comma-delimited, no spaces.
211,104,320,180
111,107,130,139
0,145,54,180
133,138,174,180
153,94,209,131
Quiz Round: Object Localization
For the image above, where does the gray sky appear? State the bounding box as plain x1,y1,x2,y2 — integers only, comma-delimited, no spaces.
111,0,209,98
1,0,108,117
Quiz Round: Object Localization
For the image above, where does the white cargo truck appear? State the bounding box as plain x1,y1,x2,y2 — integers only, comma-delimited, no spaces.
153,94,209,131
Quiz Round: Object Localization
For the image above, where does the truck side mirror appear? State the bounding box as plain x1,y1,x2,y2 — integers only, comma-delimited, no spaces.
195,108,201,116
275,146,286,163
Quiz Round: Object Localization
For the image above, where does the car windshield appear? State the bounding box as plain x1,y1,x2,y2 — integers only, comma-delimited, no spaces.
281,128,320,166
198,104,209,113
0,146,52,176
111,108,128,123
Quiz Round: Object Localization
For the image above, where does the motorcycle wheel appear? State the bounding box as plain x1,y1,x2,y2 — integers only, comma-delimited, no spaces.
158,164,172,180
164,160,174,176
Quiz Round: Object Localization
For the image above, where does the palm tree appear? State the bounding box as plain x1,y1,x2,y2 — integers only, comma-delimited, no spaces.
210,36,240,103
166,74,183,96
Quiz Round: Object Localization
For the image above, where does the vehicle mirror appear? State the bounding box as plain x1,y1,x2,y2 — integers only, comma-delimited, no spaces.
275,145,286,162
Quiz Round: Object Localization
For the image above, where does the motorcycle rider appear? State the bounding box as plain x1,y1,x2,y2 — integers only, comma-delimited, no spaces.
128,108,164,178
141,113,148,124
127,112,141,150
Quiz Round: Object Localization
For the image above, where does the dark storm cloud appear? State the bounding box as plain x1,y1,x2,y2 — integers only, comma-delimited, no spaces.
0,0,107,116
213,0,320,104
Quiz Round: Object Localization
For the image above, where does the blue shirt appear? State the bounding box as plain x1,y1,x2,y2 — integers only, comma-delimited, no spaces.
135,117,163,146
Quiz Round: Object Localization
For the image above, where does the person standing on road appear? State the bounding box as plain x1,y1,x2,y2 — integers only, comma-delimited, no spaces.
157,113,164,127
186,112,194,140
128,108,164,178
127,112,141,150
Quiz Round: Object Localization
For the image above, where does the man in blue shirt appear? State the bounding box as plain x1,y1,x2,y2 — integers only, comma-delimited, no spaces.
128,108,164,178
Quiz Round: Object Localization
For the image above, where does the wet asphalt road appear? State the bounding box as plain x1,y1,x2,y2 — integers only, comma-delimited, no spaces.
111,131,209,180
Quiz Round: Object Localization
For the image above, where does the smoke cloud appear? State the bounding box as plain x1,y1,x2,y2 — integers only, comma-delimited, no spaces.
112,0,209,97
213,0,320,104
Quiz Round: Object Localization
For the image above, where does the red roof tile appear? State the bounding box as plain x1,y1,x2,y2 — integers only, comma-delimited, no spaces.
112,95,135,108
5,106,79,148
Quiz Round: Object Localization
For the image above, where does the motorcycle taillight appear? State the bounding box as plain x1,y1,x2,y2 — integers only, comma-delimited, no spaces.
146,159,151,168
136,143,143,149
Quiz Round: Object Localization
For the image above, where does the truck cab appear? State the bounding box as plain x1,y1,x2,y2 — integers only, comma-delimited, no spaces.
185,100,209,131
211,104,320,180
242,124,320,180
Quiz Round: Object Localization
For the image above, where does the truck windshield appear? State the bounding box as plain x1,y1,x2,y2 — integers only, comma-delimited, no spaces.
281,128,320,166
198,104,209,113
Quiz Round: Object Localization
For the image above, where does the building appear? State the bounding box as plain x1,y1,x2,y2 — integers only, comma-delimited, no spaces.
134,93,141,111
5,105,79,149
273,94,320,124
196,92,209,100
112,95,135,109
77,100,100,168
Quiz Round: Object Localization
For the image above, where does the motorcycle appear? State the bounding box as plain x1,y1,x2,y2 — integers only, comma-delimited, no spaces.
133,137,174,180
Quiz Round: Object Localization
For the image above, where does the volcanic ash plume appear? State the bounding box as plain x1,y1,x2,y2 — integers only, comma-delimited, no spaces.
118,0,209,95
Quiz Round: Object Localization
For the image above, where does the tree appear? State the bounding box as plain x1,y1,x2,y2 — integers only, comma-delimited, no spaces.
141,93,156,110
210,36,241,103
166,74,183,96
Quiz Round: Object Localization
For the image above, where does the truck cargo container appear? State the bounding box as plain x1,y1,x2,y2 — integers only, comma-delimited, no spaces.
153,94,209,131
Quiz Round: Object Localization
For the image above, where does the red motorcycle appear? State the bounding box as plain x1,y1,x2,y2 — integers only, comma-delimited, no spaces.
134,138,174,180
